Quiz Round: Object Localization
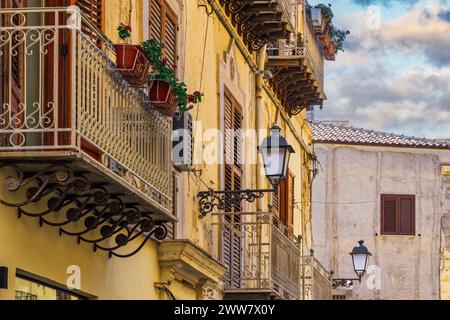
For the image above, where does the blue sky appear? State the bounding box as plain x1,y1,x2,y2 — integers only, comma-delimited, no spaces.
309,0,450,139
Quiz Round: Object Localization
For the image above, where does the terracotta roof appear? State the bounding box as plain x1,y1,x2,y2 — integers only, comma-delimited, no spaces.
310,121,450,149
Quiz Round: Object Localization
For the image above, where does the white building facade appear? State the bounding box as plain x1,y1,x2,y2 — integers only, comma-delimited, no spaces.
310,122,450,300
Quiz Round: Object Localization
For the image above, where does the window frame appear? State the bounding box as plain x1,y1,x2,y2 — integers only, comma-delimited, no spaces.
380,194,416,236
15,269,94,300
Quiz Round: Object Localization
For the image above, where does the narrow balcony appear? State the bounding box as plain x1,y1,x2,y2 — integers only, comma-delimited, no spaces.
218,0,295,52
214,209,302,300
0,7,174,257
266,3,326,116
300,255,332,300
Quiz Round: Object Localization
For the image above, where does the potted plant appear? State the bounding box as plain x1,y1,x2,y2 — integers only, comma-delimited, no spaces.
142,38,203,116
330,27,351,53
323,40,336,61
114,23,152,86
323,24,350,61
315,3,334,24
309,3,334,34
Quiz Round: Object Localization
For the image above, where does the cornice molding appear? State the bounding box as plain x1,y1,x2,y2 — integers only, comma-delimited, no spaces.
158,240,227,293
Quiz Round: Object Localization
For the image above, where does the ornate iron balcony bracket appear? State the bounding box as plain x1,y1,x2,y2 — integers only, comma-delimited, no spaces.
198,189,275,218
0,164,168,258
332,278,361,290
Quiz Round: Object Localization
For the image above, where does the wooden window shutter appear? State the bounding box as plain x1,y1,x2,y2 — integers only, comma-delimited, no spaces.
381,196,397,234
2,0,25,148
76,0,103,29
399,196,414,234
164,15,177,67
149,0,163,42
279,178,287,225
381,195,415,235
223,92,243,200
172,112,193,169
272,190,279,210
222,90,243,289
287,172,295,233
149,0,177,66
165,173,177,239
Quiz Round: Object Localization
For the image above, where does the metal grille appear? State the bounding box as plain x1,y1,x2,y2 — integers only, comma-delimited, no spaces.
0,7,173,214
15,291,38,300
215,209,302,300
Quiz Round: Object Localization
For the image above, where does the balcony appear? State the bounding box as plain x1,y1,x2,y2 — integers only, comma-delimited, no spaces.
214,209,302,300
0,7,174,257
218,0,295,52
266,3,325,116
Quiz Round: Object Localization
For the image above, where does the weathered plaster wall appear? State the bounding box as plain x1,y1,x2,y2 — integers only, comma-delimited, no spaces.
173,0,315,263
440,173,450,299
312,144,450,300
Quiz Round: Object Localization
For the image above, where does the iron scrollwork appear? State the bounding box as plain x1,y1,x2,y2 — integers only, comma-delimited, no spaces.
217,0,290,53
198,189,274,218
0,164,168,258
332,279,359,289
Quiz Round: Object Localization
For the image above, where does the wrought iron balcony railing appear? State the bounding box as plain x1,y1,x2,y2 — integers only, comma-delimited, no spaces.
214,209,302,300
300,255,332,300
0,8,173,219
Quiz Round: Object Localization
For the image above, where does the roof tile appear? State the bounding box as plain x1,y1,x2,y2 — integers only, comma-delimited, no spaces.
310,122,450,149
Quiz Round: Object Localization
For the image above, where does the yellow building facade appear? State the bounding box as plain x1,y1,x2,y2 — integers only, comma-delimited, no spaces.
0,0,328,300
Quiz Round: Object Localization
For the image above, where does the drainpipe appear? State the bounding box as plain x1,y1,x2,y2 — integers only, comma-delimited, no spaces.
255,47,267,290
256,47,267,211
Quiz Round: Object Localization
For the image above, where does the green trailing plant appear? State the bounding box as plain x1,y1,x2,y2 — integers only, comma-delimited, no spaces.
329,26,350,53
141,38,203,113
309,3,350,55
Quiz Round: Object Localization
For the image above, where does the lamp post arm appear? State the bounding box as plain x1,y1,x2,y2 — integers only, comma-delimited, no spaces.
332,278,363,289
197,189,276,218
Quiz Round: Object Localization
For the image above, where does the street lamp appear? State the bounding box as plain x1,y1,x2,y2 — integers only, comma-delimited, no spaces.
258,125,295,188
332,240,373,289
198,125,294,217
350,240,372,279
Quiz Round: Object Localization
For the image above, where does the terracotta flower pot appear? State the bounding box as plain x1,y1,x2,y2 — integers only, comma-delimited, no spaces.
323,41,336,61
320,31,332,49
114,44,151,86
149,80,178,117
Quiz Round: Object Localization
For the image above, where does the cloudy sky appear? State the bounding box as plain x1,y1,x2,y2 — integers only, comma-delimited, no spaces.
309,0,450,139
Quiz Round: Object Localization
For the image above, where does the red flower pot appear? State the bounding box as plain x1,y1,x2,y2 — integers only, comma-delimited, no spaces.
114,44,151,86
149,80,178,116
323,41,336,61
320,31,332,49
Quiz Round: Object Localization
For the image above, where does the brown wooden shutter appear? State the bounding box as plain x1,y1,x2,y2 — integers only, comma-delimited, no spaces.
279,178,287,225
149,0,177,66
164,15,177,67
76,0,103,29
149,0,163,42
166,173,177,239
381,196,397,234
222,90,243,289
1,0,24,147
272,190,279,211
287,172,295,233
381,195,415,235
11,0,24,112
399,196,414,234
